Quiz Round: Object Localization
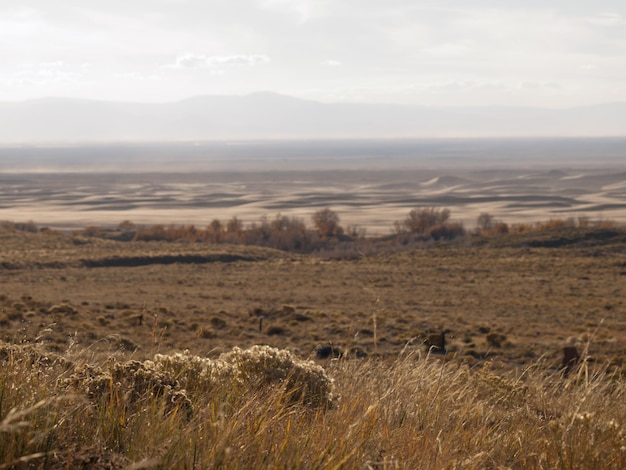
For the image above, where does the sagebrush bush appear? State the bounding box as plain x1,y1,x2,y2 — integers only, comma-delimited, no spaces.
65,359,193,418
220,345,334,407
153,350,235,393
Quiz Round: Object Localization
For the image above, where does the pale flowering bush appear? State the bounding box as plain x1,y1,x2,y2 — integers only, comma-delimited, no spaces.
154,346,335,407
65,346,334,414
153,350,236,393
219,345,334,407
65,359,192,417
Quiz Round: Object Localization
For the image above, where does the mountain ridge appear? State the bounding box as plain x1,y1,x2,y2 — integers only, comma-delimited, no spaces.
2,92,625,143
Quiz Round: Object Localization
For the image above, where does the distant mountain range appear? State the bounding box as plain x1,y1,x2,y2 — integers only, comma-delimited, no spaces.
1,92,625,143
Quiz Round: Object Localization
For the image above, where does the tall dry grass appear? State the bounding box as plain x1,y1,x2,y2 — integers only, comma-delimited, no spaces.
2,341,626,469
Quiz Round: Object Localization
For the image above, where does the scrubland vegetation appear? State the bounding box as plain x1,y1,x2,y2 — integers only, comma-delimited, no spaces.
2,340,626,469
1,210,626,468
21,206,621,257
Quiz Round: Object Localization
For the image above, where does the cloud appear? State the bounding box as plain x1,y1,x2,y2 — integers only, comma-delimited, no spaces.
421,40,474,59
5,61,86,87
210,55,271,66
516,81,561,91
256,0,327,23
114,72,161,81
2,2,626,106
165,53,271,69
588,12,624,26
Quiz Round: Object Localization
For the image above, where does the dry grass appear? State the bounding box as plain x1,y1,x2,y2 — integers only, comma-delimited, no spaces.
1,341,626,469
1,221,625,366
1,220,626,467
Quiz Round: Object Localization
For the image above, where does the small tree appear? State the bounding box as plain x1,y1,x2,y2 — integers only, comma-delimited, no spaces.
226,217,243,234
476,213,494,232
312,208,342,238
207,219,223,243
402,207,450,233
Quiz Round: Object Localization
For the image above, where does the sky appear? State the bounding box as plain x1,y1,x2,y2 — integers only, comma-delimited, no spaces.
1,1,625,107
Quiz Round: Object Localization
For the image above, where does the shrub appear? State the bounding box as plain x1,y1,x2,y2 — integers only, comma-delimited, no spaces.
312,208,343,238
220,345,334,407
14,221,39,233
428,222,466,240
476,212,494,231
401,207,450,234
153,347,334,407
492,222,510,234
486,332,508,348
117,220,136,232
132,224,168,242
153,351,235,394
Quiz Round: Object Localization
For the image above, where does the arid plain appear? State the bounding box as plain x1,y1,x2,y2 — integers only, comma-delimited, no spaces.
1,213,625,372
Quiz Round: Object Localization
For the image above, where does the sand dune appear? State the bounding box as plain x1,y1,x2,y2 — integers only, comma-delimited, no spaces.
2,165,625,234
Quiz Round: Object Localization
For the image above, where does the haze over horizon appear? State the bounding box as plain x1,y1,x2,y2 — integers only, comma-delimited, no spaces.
2,1,626,110
1,93,626,143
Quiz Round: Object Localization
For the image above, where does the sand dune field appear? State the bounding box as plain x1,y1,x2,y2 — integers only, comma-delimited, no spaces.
1,167,625,233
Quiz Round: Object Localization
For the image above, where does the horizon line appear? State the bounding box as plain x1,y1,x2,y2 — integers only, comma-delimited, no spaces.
1,91,626,110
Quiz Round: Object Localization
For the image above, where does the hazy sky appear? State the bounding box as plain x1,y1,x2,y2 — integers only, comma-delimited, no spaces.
2,1,625,107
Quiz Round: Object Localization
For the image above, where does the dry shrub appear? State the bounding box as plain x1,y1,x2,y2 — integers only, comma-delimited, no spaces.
492,221,510,234
478,221,510,236
153,346,334,408
219,345,334,407
65,359,192,417
312,208,343,238
400,207,451,234
510,222,534,234
130,214,325,251
486,332,508,348
132,224,168,242
536,217,577,231
596,219,619,229
476,212,494,231
428,222,466,240
152,350,235,394
196,326,216,339
266,325,288,336
0,220,38,233
80,225,101,237
393,207,466,242
483,217,624,240
47,303,79,315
